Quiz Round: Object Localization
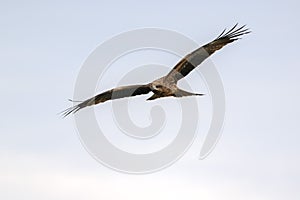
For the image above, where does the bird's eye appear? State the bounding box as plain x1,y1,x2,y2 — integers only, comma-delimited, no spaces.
156,85,162,88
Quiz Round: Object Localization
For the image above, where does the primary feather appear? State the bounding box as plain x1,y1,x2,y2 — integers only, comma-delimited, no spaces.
166,24,250,82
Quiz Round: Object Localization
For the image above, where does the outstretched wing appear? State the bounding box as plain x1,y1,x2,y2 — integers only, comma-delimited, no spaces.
166,24,250,82
61,84,151,117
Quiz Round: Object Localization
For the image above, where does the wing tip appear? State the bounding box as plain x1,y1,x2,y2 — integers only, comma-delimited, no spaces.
216,23,251,41
59,104,81,118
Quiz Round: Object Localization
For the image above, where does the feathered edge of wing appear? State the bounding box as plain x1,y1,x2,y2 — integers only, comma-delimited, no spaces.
60,84,152,118
214,23,251,41
205,23,251,52
166,24,250,81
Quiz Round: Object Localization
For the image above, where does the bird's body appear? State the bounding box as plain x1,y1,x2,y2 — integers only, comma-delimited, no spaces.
62,24,250,117
149,77,177,98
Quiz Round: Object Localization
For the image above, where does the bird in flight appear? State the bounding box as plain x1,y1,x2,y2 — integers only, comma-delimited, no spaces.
62,24,250,117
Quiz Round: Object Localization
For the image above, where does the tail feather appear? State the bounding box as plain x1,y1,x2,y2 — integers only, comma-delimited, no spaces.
146,93,162,100
175,89,205,97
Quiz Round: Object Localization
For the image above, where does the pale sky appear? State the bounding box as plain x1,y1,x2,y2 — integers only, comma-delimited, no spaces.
1,0,300,199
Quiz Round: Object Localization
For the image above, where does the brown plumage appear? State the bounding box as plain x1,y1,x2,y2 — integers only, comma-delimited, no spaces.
61,24,250,117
